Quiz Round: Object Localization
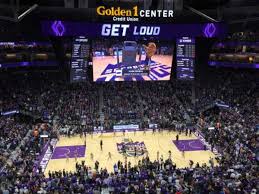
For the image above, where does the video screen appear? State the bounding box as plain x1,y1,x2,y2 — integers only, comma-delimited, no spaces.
92,39,174,81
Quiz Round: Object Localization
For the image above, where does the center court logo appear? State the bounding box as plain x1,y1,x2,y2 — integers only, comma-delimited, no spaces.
117,141,147,157
96,6,174,22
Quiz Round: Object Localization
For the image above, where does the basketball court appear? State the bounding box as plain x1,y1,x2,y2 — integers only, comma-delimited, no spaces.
43,130,217,176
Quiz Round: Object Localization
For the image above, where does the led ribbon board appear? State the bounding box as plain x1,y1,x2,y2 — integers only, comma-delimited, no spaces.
41,21,227,40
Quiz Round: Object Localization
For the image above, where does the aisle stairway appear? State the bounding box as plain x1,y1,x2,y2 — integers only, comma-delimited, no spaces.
173,94,191,123
98,86,104,126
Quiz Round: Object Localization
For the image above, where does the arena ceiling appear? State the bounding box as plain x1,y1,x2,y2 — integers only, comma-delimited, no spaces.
0,0,258,39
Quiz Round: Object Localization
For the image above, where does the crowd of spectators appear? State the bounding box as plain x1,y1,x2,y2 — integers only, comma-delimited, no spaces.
103,82,185,130
1,156,244,194
0,69,258,193
0,122,58,194
0,117,30,173
193,70,258,193
226,31,259,42
0,72,100,130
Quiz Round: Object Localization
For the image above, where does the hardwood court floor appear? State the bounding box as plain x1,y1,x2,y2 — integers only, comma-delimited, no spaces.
45,130,216,175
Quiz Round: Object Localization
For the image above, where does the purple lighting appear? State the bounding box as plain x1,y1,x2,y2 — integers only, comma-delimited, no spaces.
41,21,227,39
204,23,216,38
51,21,65,36
20,62,29,66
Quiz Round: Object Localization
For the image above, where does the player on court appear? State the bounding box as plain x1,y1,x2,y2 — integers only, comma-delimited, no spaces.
108,152,112,160
80,128,83,138
146,150,149,158
152,126,155,134
84,129,87,138
168,150,172,159
74,149,78,162
66,152,69,163
124,155,128,167
91,130,93,138
141,148,145,156
100,140,103,151
189,128,192,136
122,144,127,156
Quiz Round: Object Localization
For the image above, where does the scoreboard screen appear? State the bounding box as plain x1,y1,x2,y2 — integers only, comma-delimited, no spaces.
176,37,195,80
92,39,173,82
70,36,90,83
